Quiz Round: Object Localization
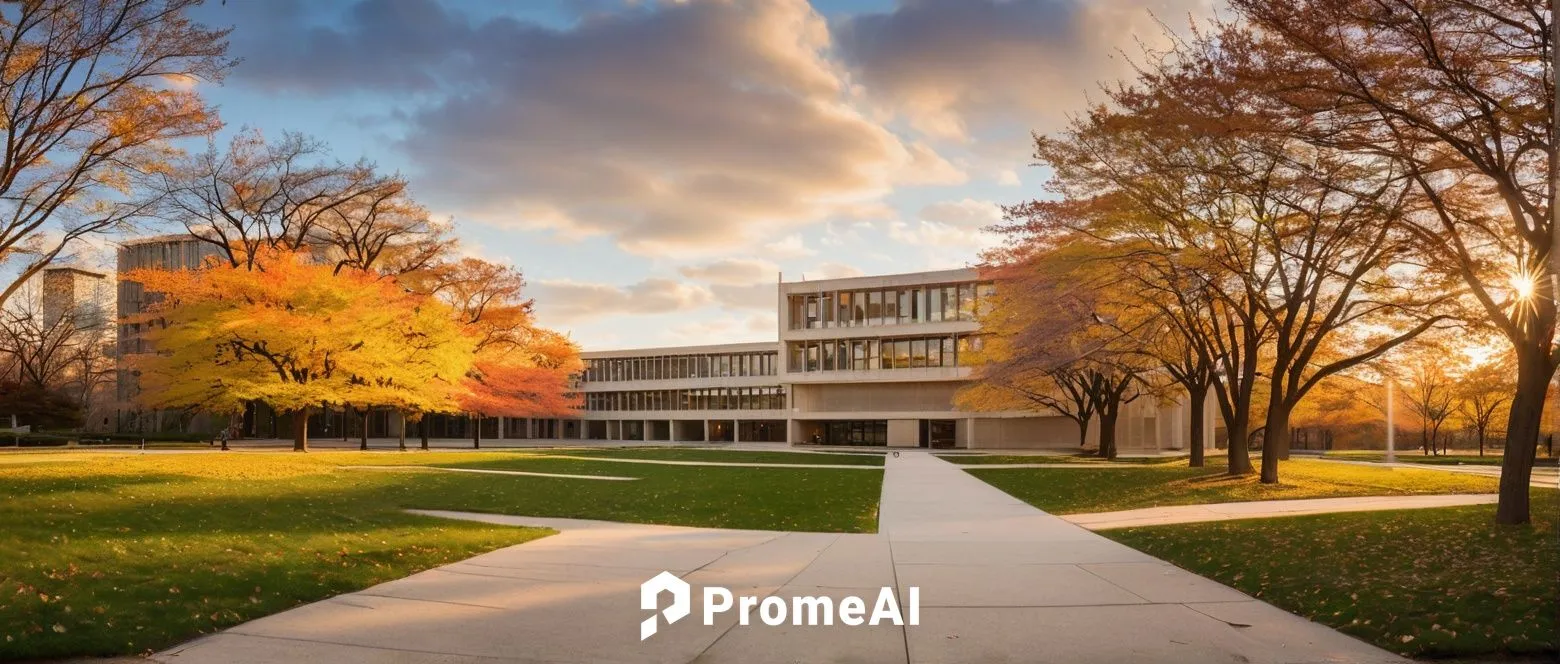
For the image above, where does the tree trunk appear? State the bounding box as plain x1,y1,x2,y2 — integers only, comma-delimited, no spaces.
1477,427,1485,457
472,415,481,449
1074,417,1090,450
1188,384,1207,468
1260,397,1291,484
419,413,430,451
398,411,407,452
1098,408,1119,460
292,408,309,452
1226,417,1252,476
1495,350,1551,525
359,407,369,451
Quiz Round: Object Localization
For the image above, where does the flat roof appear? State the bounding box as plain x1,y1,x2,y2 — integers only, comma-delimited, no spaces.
779,267,979,292
42,265,109,278
581,340,778,358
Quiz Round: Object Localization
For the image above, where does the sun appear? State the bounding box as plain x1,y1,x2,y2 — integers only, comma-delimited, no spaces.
1510,273,1537,300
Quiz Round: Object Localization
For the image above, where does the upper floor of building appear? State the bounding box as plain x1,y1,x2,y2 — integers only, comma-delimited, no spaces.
778,268,991,340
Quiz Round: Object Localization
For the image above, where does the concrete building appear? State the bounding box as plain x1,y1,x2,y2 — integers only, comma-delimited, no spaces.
113,235,225,433
567,268,1209,451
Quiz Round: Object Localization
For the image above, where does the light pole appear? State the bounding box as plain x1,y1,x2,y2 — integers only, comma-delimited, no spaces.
1386,378,1396,463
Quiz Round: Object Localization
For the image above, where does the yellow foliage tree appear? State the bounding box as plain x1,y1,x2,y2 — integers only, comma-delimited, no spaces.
127,249,473,450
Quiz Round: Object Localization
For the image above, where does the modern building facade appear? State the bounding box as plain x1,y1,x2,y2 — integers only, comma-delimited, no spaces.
107,238,1202,451
569,268,1208,451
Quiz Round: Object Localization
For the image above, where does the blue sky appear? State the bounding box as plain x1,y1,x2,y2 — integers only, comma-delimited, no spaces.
148,0,1210,349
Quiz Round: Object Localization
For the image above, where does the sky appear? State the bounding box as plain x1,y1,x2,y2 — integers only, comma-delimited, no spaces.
137,0,1215,350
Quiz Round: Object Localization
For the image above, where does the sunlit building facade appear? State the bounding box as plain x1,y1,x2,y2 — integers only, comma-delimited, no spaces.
571,268,1204,451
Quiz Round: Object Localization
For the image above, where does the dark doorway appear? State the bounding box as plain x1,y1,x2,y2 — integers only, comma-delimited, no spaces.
920,419,956,448
825,420,887,446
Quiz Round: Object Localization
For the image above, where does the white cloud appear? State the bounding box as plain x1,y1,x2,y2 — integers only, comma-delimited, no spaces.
918,198,1003,229
763,234,817,258
531,277,713,324
835,0,1211,142
677,258,779,286
385,0,962,256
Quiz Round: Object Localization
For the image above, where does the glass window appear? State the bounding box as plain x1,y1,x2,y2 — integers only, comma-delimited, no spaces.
942,337,954,367
805,295,819,329
911,338,928,368
821,293,834,328
789,344,803,372
851,341,865,370
838,292,852,327
957,284,976,321
789,296,805,330
852,292,866,324
806,342,819,372
927,337,942,367
895,341,912,369
822,341,835,371
866,290,883,323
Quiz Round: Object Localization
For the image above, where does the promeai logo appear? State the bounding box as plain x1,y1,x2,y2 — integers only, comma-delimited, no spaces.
640,571,692,640
639,571,919,640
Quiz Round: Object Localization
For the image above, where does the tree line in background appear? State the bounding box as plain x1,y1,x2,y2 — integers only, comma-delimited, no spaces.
971,0,1553,525
0,0,581,450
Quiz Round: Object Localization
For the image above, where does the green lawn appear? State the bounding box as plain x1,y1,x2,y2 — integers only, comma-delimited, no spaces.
1107,492,1560,659
518,446,886,466
966,457,1500,514
1322,450,1559,467
935,453,1182,465
0,451,882,659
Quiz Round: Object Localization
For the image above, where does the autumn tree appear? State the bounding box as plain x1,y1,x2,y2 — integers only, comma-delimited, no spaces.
152,130,451,275
1221,0,1551,522
0,279,115,421
1458,357,1515,457
966,235,1147,458
1402,354,1459,456
0,0,230,309
128,248,473,451
412,258,582,448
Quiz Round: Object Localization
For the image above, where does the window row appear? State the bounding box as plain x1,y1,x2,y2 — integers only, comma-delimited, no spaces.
786,335,984,372
787,282,994,330
583,386,787,412
583,352,777,382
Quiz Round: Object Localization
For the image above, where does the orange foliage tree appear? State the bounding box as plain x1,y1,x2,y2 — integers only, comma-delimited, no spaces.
127,248,473,450
413,258,583,448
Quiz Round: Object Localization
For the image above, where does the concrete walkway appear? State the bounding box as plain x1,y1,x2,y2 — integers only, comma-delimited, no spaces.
1065,493,1500,530
153,451,1403,663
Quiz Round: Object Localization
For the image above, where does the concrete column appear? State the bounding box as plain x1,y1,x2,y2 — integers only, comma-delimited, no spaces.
644,419,652,442
702,420,710,442
733,420,742,443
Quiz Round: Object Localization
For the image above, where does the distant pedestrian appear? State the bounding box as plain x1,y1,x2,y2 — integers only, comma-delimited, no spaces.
219,427,230,451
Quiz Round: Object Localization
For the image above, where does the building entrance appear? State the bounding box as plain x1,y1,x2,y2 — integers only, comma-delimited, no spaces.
919,419,956,448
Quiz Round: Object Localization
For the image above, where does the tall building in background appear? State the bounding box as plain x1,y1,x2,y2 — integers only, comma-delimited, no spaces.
114,235,222,433
38,266,117,431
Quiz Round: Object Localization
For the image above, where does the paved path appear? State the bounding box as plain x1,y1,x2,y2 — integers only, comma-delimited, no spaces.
1065,494,1500,530
153,451,1403,663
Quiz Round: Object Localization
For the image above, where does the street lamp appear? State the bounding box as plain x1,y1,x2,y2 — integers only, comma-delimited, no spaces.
1385,378,1395,464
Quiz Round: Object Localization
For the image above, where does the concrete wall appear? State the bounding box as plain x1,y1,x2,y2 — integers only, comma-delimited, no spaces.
968,416,1080,450
791,381,960,412
887,419,918,447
